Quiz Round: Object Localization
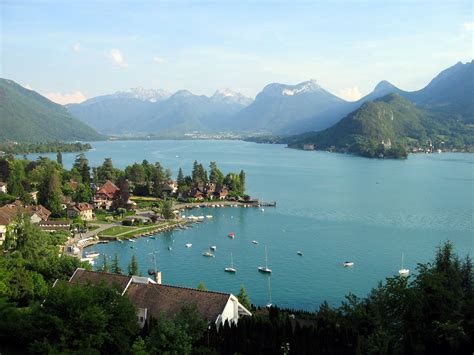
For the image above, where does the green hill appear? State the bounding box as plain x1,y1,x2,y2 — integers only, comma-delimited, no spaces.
287,94,473,158
0,79,103,143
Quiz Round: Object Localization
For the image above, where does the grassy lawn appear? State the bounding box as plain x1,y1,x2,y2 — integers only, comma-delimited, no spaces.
99,226,135,236
98,221,179,239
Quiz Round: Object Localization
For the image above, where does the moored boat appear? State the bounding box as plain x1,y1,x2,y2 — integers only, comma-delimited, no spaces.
202,251,214,257
224,252,237,273
258,246,272,273
185,243,192,248
343,261,354,267
228,232,235,239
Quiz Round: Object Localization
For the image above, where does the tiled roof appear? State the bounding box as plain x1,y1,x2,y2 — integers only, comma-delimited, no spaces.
69,202,93,212
69,269,132,294
126,283,231,322
97,180,119,198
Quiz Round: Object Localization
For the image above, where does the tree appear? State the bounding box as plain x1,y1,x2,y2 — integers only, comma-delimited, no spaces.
174,304,207,342
161,200,175,220
74,183,92,203
131,336,149,355
197,282,207,291
56,151,63,167
98,158,117,183
177,167,185,186
209,162,224,185
151,162,165,197
38,161,63,216
73,153,90,184
7,160,26,198
239,170,246,194
237,285,251,310
101,255,109,272
145,315,192,355
128,254,139,276
111,253,122,274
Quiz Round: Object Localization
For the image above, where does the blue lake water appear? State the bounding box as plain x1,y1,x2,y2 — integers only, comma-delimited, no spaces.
27,140,474,309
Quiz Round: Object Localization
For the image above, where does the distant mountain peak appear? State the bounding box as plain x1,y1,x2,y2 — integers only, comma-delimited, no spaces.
211,89,253,106
112,87,170,102
261,79,323,98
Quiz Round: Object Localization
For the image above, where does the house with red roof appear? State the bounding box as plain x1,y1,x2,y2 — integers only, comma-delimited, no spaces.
93,180,120,210
67,202,94,220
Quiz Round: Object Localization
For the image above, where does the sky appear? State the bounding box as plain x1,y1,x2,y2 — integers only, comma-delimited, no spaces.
1,0,473,104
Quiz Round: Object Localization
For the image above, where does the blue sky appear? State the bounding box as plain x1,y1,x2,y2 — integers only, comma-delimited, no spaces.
1,0,472,103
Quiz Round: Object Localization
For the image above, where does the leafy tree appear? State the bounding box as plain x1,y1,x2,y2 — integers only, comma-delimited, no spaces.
237,285,251,310
174,304,207,343
151,162,165,197
38,162,63,216
128,254,139,276
111,253,122,274
239,170,246,194
98,157,117,183
74,182,92,203
7,159,26,198
131,336,149,355
145,315,193,355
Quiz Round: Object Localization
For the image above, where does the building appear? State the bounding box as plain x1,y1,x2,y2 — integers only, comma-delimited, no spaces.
303,144,315,151
38,220,71,233
0,202,51,244
214,185,229,200
0,182,7,194
67,202,94,221
93,180,120,210
66,268,251,328
161,180,178,196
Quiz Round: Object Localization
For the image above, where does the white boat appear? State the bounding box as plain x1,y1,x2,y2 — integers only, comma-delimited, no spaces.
202,251,214,257
252,240,259,245
343,261,354,267
206,215,213,219
168,246,172,251
261,208,265,212
210,246,217,251
398,253,410,276
127,238,136,242
85,251,100,258
224,252,237,273
258,246,272,273
297,251,303,256
185,243,192,248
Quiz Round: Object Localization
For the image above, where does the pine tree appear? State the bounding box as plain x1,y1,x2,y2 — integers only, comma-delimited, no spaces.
128,254,139,276
102,254,109,272
56,151,63,167
111,253,122,274
239,170,246,194
237,285,251,310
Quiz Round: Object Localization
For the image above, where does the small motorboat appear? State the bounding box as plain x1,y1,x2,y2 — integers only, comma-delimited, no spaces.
185,243,192,248
85,251,100,258
210,246,217,251
206,215,213,219
202,251,214,257
252,240,259,245
228,232,235,239
343,261,354,267
127,238,136,242
168,246,172,251
297,251,303,256
261,208,265,212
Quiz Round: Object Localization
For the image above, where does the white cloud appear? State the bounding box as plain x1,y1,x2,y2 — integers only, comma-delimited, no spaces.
153,56,165,64
338,86,362,101
463,22,474,31
110,49,128,67
73,42,81,52
44,91,87,105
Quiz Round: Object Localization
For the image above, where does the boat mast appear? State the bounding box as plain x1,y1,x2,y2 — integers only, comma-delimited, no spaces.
230,252,234,268
265,246,268,269
401,252,404,269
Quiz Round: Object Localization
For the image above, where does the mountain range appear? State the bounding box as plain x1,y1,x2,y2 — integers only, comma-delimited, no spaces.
0,79,103,143
66,60,474,137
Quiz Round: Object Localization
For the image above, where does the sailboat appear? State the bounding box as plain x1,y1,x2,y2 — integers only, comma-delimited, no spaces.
398,253,409,276
258,246,272,273
224,252,237,273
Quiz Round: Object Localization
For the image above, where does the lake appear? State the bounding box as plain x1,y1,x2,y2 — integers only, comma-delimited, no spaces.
27,140,474,310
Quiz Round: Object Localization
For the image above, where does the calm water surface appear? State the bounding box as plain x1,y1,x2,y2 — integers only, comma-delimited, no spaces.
28,140,474,309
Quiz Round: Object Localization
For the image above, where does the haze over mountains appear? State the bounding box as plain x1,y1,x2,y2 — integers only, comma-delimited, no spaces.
66,61,473,137
0,60,471,144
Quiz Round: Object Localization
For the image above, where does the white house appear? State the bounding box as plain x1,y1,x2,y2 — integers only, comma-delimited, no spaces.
66,268,251,328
